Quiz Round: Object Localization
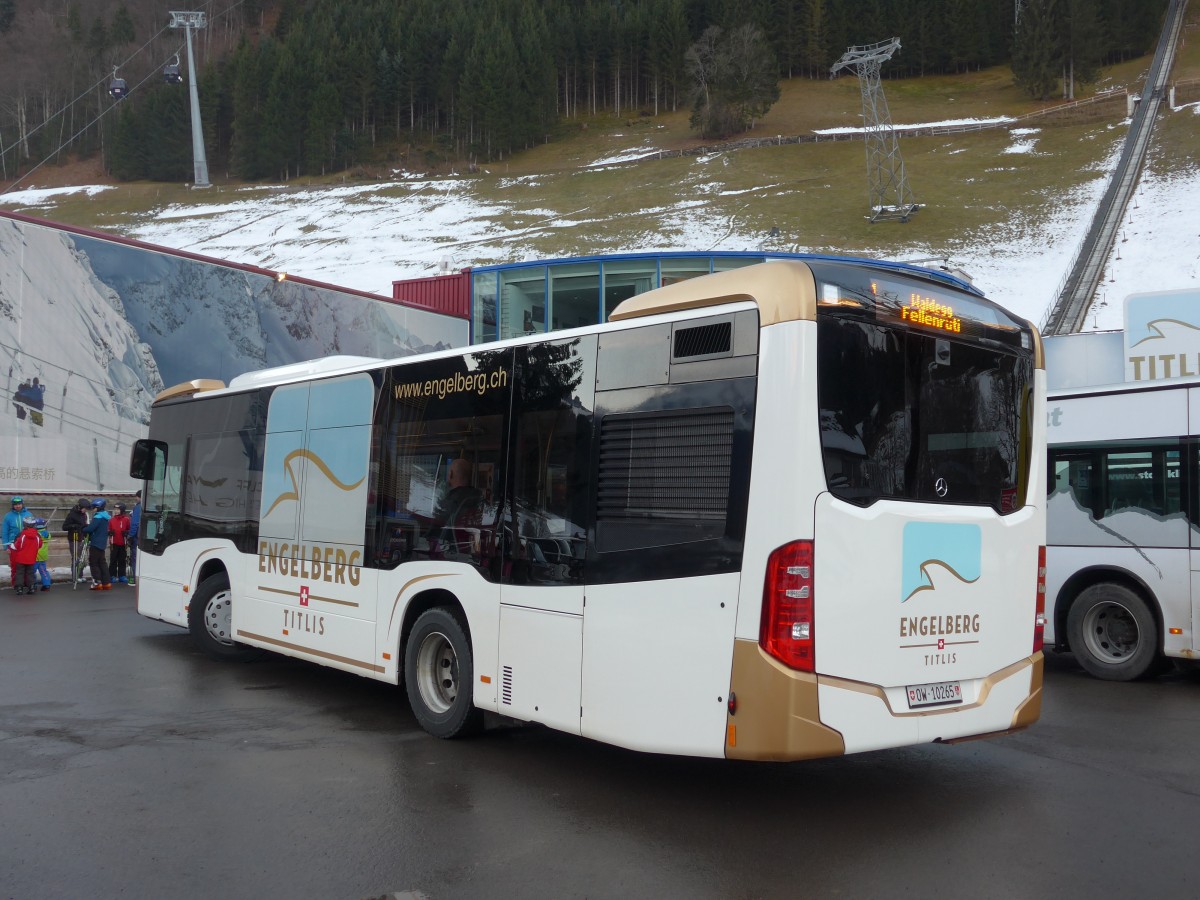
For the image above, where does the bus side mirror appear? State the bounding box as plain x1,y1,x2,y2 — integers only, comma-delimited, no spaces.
130,439,166,480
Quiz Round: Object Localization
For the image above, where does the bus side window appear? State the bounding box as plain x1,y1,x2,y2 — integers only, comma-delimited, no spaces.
1051,452,1097,518
1101,448,1181,519
506,337,596,586
372,351,513,579
1103,451,1144,515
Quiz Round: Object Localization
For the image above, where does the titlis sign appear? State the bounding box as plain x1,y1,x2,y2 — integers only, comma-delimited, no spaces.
1124,289,1200,383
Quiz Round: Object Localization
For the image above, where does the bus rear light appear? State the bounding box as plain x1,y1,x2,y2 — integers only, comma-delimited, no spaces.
761,540,815,672
1033,546,1047,653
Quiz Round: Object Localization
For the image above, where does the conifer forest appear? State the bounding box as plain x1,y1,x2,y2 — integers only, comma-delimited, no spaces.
0,0,1168,184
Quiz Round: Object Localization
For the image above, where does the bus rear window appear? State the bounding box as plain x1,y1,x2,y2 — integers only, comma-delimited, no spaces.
817,313,1034,513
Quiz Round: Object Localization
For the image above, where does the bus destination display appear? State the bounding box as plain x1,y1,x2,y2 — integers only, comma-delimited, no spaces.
890,287,964,334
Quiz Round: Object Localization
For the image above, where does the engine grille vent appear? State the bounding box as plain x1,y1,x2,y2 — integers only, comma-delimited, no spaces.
597,408,734,522
673,321,732,360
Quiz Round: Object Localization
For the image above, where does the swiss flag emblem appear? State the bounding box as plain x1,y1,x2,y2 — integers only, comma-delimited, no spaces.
300,585,310,607
937,638,945,650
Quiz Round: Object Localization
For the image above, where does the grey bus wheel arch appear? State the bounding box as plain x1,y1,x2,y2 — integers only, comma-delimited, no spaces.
404,606,483,739
1067,582,1159,681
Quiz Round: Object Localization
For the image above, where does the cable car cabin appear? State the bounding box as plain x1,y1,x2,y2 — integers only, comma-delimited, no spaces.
163,64,182,85
109,78,128,99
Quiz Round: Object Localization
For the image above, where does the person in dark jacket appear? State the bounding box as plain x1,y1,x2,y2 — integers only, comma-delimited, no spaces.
62,499,90,583
82,498,112,591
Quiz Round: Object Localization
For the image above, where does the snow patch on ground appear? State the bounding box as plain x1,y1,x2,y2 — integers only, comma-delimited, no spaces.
815,116,1015,135
586,147,657,167
1003,139,1038,154
1,184,114,205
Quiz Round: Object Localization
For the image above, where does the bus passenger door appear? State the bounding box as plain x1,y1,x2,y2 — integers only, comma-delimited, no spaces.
132,435,187,625
246,375,379,677
495,338,595,735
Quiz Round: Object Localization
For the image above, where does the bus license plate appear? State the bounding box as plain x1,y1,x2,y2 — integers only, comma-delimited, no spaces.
906,680,963,709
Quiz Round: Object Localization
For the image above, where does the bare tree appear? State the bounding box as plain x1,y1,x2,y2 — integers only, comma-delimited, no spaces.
686,24,780,140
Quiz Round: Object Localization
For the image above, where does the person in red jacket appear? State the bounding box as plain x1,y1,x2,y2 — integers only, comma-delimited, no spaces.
108,502,132,584
12,515,43,595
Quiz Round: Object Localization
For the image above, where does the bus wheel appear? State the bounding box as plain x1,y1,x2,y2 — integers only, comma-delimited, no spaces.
404,607,483,739
1067,583,1159,681
187,573,256,661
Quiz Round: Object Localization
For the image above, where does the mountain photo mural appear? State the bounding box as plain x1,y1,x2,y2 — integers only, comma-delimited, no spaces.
0,212,468,494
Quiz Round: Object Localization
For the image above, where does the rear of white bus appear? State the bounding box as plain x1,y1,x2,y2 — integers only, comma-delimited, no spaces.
727,262,1045,760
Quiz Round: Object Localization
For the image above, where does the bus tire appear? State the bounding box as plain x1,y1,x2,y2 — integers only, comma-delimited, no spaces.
187,572,257,661
1067,583,1159,681
404,607,483,739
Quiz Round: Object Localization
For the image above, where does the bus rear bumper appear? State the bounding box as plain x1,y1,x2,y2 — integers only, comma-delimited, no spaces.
816,654,1043,755
724,640,1042,760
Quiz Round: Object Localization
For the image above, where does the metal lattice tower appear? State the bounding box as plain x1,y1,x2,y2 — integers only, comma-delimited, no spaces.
831,38,919,223
169,11,210,188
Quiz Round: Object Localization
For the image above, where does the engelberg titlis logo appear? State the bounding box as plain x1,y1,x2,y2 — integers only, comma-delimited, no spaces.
900,522,981,603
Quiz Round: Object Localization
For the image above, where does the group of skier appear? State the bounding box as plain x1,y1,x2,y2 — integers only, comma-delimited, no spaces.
5,493,140,593
62,496,139,591
3,497,51,594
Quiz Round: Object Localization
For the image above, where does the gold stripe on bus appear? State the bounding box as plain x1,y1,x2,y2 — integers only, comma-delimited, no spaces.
154,378,226,404
259,585,359,608
1029,323,1046,370
610,261,818,326
237,630,384,673
186,547,228,592
1009,653,1043,731
385,573,453,635
725,639,845,761
940,656,1045,743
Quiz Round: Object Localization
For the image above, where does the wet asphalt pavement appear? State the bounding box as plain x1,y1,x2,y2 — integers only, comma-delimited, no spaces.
2,585,1198,900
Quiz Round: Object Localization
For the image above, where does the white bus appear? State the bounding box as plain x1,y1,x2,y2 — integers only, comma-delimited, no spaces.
130,259,1046,760
1046,377,1200,680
